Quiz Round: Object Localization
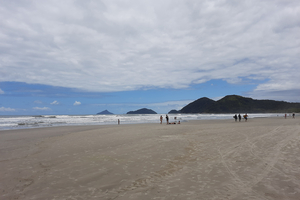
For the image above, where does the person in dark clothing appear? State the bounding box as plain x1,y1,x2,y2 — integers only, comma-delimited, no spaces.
234,114,237,122
238,114,241,122
166,115,169,124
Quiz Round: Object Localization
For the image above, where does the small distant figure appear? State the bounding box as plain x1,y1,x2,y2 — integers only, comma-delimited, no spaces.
285,113,287,119
160,115,163,124
166,115,169,124
292,113,295,118
244,113,248,122
238,114,241,122
178,121,180,124
233,114,237,122
118,119,120,125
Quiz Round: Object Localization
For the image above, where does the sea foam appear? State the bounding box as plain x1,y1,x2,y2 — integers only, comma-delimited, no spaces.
0,113,281,131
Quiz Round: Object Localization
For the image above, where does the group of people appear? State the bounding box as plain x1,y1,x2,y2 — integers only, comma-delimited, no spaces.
119,112,295,125
233,113,248,122
285,113,296,119
160,115,180,124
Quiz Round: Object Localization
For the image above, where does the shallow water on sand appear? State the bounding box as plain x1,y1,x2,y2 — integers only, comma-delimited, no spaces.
0,113,284,130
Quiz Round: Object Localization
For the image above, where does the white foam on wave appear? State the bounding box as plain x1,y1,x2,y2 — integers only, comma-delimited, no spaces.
0,113,282,131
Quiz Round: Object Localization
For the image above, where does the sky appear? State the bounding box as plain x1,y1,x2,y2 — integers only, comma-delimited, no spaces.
0,0,299,115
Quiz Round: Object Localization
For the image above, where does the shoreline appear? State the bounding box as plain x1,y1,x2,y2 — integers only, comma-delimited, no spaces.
0,113,293,132
1,117,300,199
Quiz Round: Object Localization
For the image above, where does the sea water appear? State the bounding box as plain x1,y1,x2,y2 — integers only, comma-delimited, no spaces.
0,113,282,131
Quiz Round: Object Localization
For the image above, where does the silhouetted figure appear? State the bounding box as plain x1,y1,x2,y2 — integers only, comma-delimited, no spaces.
238,114,241,122
166,115,169,124
234,114,237,122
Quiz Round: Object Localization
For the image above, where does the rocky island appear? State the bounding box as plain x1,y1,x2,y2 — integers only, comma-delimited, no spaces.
97,110,114,115
127,108,157,114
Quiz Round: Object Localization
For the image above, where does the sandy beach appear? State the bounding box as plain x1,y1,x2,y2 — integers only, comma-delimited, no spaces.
1,117,300,200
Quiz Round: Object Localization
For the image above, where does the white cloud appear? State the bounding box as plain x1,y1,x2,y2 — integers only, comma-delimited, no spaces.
0,88,4,94
33,107,51,111
0,107,15,112
50,100,59,105
73,101,81,106
0,0,299,100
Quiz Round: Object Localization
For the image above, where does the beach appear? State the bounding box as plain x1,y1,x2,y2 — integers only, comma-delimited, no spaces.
1,117,300,200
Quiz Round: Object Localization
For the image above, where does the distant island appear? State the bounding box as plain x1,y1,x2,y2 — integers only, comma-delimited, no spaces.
97,110,114,115
127,108,157,114
170,95,300,113
168,109,181,114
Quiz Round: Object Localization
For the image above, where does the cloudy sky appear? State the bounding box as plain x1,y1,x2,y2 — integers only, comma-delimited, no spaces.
0,0,299,115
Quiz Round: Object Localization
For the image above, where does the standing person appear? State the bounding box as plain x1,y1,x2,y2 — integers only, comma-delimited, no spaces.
244,113,248,122
160,115,163,124
118,119,120,125
293,113,295,118
285,113,287,119
166,115,169,124
238,114,241,122
234,114,237,122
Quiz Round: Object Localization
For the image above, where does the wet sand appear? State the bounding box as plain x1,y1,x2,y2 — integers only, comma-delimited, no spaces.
1,117,300,200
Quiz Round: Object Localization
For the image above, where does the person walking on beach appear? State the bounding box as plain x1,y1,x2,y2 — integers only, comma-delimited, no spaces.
166,115,169,124
233,114,237,122
293,113,295,118
244,113,248,122
118,119,120,125
238,114,241,122
160,115,163,124
285,113,287,119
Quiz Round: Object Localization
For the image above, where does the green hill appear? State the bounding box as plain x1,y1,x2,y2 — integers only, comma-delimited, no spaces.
179,97,215,113
97,110,114,115
127,108,157,114
179,95,300,113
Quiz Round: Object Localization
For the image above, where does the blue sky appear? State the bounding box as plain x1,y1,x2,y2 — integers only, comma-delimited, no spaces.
1,0,299,115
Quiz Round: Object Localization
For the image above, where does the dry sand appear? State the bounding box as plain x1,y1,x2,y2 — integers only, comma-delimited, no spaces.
1,117,300,200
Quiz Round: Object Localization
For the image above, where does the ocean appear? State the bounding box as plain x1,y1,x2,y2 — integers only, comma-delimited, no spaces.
0,113,282,131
